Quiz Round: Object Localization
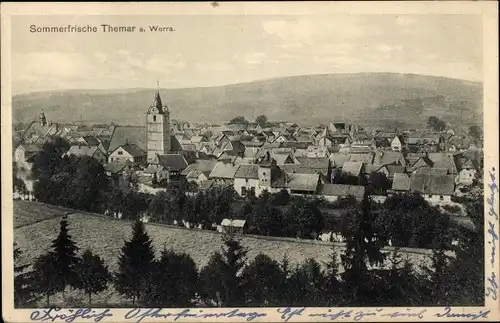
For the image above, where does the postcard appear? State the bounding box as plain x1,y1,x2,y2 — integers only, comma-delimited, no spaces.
1,1,499,322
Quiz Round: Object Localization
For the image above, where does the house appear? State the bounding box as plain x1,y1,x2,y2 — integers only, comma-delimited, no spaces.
427,152,458,175
180,159,218,185
455,157,478,186
274,134,297,143
66,145,107,164
391,172,455,204
376,164,406,180
209,162,239,185
108,144,146,164
14,144,42,170
391,173,411,193
283,172,320,195
155,154,189,178
317,183,365,202
373,150,407,167
391,135,405,152
220,219,247,235
409,173,456,204
342,161,364,177
233,163,286,197
104,160,133,177
306,145,329,158
108,125,147,153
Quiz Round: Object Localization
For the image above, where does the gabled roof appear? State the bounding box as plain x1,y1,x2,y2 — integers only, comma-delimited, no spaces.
209,162,239,179
373,150,406,166
427,152,458,174
329,153,351,167
392,173,411,191
234,164,259,179
284,173,319,192
157,154,189,172
348,153,374,164
66,145,99,157
104,160,132,174
342,161,364,176
108,126,146,153
112,144,145,157
318,183,365,198
409,174,455,195
181,159,218,176
144,164,164,174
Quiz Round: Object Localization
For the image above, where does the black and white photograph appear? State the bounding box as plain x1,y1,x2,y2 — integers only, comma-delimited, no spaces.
2,2,499,322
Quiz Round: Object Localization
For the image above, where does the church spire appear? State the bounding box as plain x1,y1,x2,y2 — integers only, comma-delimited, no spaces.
151,81,164,112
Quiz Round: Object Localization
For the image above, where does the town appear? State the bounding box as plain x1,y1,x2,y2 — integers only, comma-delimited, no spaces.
13,88,483,221
12,87,485,308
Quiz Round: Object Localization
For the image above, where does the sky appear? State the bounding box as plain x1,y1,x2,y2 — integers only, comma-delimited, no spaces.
11,14,483,94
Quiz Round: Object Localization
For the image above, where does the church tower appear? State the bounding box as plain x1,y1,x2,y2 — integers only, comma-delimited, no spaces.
146,82,171,163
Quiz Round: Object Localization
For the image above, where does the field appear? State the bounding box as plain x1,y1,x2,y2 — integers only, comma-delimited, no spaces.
14,200,435,307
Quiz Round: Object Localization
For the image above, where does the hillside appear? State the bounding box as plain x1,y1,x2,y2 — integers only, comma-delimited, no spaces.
12,73,483,128
14,200,434,306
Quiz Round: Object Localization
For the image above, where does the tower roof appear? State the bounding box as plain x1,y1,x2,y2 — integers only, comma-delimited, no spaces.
149,83,168,114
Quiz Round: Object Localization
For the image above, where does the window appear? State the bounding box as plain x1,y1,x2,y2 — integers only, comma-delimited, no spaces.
241,187,247,196
428,194,432,198
118,151,123,155
250,187,256,197
440,195,444,200
153,116,157,122
263,172,266,176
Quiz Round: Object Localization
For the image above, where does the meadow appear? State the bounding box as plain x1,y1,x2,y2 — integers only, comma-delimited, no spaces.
14,200,435,307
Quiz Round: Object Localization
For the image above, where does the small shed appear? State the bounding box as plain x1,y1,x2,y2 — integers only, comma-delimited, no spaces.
220,218,247,235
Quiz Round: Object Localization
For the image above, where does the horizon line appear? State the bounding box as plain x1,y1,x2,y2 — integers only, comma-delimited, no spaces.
12,71,483,96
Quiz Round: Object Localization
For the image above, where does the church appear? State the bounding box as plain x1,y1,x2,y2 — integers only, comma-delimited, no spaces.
146,84,171,162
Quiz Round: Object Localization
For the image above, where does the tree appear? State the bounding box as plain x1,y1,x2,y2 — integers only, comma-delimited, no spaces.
76,250,111,307
427,116,446,132
199,252,226,306
287,258,327,306
241,254,285,306
248,205,284,236
114,219,156,306
378,194,452,248
32,252,59,306
228,116,249,125
50,216,81,299
339,190,387,306
255,115,268,126
368,172,391,195
323,245,341,306
14,243,37,307
219,233,248,306
146,248,199,307
286,198,324,239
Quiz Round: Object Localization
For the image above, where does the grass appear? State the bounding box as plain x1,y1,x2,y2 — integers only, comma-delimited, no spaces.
13,200,435,307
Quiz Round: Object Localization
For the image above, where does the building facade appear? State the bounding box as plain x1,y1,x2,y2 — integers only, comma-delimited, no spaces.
146,86,171,162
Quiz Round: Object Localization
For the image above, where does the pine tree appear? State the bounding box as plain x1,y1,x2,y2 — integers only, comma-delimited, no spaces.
220,233,247,306
76,250,111,307
50,216,81,299
145,248,199,307
114,219,156,306
339,190,386,306
323,244,341,306
241,254,284,306
199,252,225,306
14,243,37,307
32,252,59,307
